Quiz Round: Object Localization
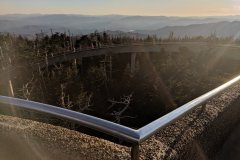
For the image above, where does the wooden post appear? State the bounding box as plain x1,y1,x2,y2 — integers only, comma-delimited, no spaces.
131,144,140,160
131,53,136,74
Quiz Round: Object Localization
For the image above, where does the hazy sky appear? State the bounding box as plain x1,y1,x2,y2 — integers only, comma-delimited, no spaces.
1,0,240,16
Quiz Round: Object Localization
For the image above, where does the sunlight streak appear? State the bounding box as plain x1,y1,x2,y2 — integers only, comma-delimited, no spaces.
204,31,240,76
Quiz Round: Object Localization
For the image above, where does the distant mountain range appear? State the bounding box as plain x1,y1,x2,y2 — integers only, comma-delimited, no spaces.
136,21,240,38
0,14,240,38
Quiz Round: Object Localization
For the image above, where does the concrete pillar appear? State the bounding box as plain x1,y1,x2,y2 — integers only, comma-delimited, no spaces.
73,59,77,66
109,55,112,78
78,57,83,74
131,53,137,74
78,57,83,65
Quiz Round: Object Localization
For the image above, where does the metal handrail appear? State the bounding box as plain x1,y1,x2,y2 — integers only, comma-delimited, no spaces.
138,75,240,142
0,96,140,143
1,74,240,159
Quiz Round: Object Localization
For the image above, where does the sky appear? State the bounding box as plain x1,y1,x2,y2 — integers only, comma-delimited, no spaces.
0,0,240,16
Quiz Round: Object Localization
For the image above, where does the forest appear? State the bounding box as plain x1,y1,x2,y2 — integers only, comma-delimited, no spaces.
0,31,240,130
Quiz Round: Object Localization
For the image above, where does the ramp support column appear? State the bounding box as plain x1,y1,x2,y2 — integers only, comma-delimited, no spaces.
131,53,137,74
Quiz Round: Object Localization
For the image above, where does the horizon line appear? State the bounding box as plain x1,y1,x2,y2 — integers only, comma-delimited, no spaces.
1,13,240,18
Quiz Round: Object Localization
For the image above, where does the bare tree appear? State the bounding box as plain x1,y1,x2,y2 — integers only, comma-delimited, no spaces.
108,93,135,124
59,84,73,109
19,75,35,100
78,94,93,112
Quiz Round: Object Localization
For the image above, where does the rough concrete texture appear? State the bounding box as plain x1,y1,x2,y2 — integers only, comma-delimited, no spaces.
0,116,130,160
139,82,240,160
0,83,240,160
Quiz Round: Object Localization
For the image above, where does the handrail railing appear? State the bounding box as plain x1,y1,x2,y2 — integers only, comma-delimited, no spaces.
138,75,240,142
0,96,140,143
1,74,240,159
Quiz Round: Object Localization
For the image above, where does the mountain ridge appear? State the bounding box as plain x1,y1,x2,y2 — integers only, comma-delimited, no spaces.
0,14,240,38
